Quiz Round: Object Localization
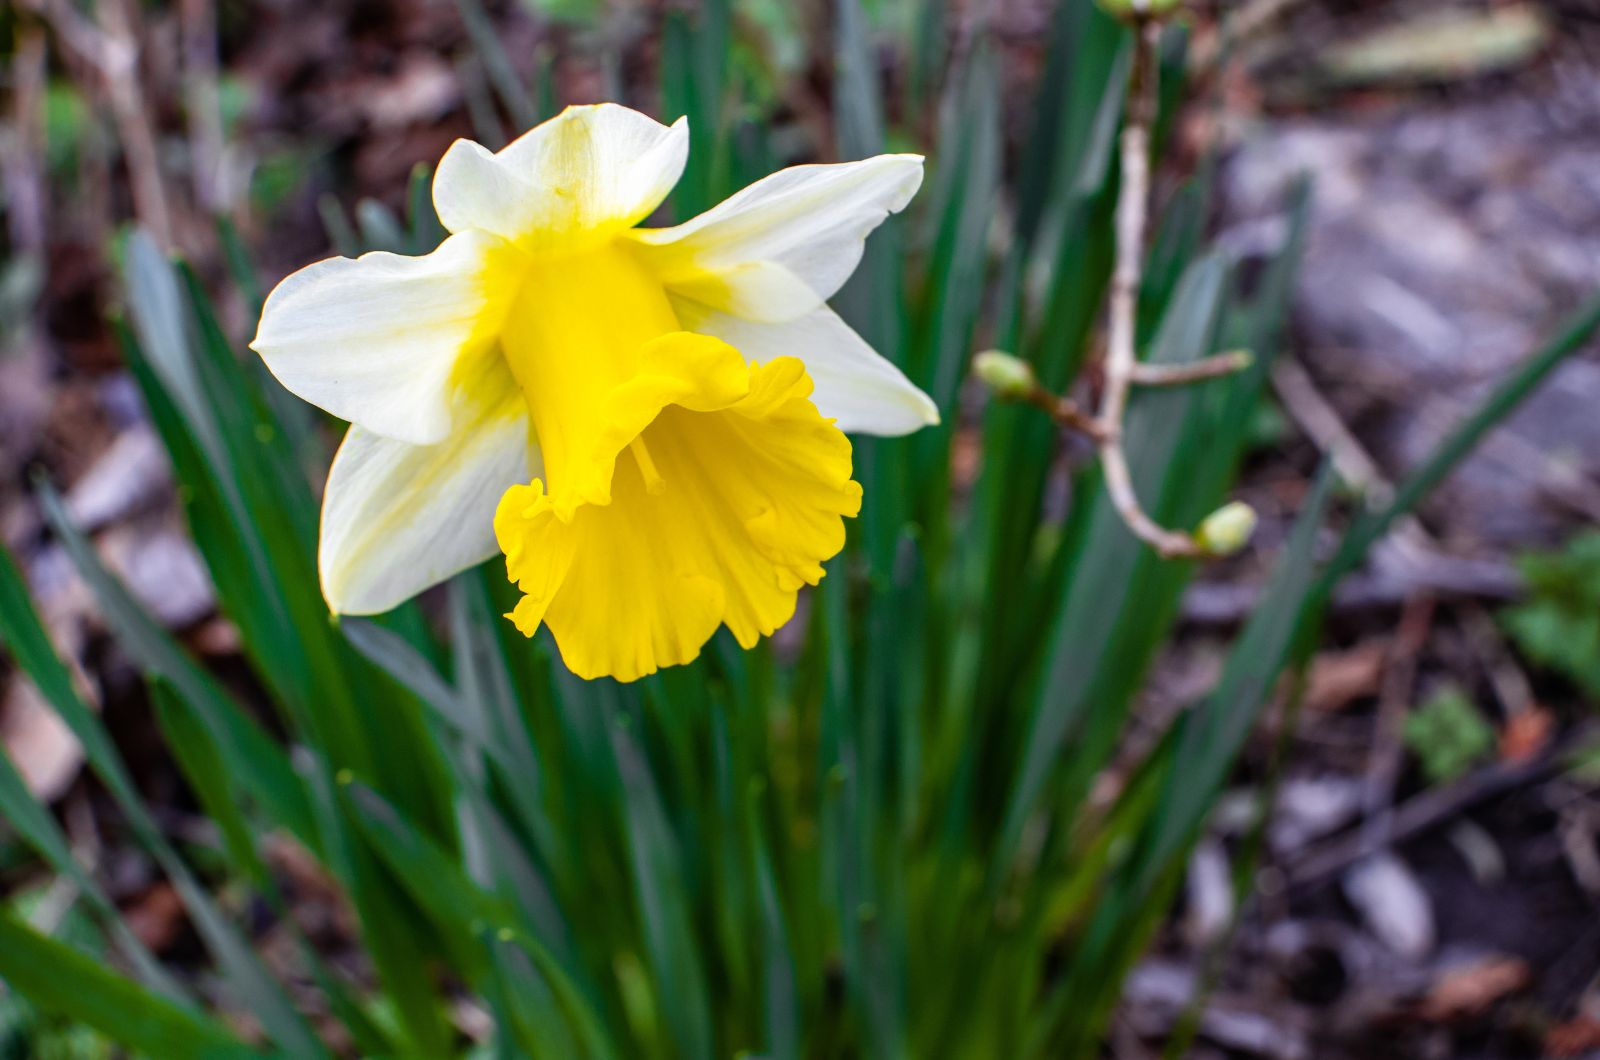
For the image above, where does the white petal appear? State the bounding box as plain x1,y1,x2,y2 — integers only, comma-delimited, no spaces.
632,155,924,322
319,358,534,615
433,104,688,247
673,297,938,436
251,230,519,445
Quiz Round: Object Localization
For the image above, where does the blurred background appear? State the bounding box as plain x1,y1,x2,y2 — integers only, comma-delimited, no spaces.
2,0,1600,1057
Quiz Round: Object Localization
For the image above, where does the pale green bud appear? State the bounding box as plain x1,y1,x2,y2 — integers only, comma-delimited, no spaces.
1195,501,1258,556
973,350,1036,399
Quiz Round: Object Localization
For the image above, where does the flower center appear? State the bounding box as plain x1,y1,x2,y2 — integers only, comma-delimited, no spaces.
499,241,682,505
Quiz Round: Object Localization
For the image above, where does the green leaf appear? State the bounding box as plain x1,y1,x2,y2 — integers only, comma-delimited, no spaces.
345,781,619,1059
343,618,483,743
661,0,732,218
0,744,183,1002
0,909,250,1060
1141,466,1336,880
1325,289,1600,587
150,679,270,887
454,0,538,131
610,720,715,1060
917,38,1001,409
997,253,1229,865
33,478,315,844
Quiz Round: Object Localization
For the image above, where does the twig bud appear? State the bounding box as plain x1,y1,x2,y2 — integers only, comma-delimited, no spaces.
1195,501,1258,556
973,350,1036,399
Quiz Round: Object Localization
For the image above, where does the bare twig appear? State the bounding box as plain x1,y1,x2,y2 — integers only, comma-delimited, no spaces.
1559,802,1600,896
0,26,49,252
1188,0,1312,82
180,0,226,214
1358,594,1434,855
1095,18,1218,560
1272,355,1539,719
1285,742,1572,890
1459,604,1535,718
23,0,173,245
1128,350,1253,387
97,0,173,245
1271,356,1396,506
976,13,1254,560
1021,387,1107,442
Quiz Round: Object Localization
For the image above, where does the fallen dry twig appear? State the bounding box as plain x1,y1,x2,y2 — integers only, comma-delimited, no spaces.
1285,739,1578,890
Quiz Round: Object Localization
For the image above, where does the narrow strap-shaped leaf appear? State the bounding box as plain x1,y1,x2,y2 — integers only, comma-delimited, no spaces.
609,719,715,1060
0,908,251,1060
406,162,447,254
746,789,800,1060
343,618,484,744
122,231,218,469
300,757,455,1055
345,781,620,1060
214,216,263,316
1325,288,1600,586
33,478,317,845
1137,465,1336,884
2,527,324,1054
150,679,269,887
1033,468,1337,1053
0,742,183,1000
0,540,127,789
157,852,328,1058
453,0,538,131
996,254,1228,867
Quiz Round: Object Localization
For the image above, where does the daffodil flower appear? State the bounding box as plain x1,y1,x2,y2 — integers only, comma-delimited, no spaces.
251,103,936,681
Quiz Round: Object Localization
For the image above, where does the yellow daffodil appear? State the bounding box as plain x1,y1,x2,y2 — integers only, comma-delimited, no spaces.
251,103,937,681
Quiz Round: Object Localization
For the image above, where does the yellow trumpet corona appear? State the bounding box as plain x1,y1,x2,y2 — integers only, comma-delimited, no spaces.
251,104,936,681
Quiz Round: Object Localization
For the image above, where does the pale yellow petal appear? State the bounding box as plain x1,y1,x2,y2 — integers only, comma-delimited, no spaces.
434,104,688,251
320,355,532,614
251,230,522,444
628,154,924,322
670,297,938,436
